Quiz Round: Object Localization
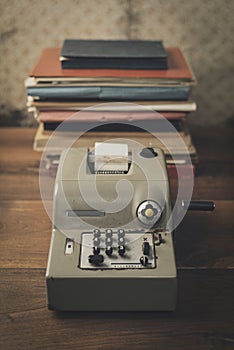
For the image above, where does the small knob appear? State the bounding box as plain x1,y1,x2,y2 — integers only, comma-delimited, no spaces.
140,147,157,158
140,256,148,266
88,254,104,265
118,245,125,256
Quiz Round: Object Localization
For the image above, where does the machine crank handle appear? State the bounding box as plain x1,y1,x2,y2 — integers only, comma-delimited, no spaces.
182,200,215,212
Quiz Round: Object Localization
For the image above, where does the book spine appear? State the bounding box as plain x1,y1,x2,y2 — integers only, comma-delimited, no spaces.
61,57,168,70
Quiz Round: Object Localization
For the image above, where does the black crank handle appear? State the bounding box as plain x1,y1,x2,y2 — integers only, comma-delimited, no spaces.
182,200,215,211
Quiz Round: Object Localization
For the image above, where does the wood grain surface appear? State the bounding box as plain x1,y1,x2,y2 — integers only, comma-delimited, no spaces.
0,126,233,350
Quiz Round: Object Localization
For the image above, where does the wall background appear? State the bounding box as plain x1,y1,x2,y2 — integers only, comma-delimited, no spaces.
0,0,233,126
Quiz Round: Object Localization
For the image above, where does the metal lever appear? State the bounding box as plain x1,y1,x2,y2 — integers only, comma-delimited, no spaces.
182,200,215,211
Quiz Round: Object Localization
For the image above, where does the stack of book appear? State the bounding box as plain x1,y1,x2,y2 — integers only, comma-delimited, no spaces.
26,40,197,176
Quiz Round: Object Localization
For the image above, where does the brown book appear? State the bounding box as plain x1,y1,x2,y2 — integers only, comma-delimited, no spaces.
29,47,195,83
38,110,187,123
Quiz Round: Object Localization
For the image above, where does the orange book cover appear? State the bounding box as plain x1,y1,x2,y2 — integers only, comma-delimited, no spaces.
30,47,194,80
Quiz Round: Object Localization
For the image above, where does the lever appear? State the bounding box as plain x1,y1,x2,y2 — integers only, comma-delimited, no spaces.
182,200,215,211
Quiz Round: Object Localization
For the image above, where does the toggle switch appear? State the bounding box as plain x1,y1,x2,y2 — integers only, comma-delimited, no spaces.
140,255,148,266
155,233,164,246
65,239,74,255
142,241,150,255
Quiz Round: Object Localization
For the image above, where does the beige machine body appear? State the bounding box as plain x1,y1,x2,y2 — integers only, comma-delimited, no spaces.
46,146,177,311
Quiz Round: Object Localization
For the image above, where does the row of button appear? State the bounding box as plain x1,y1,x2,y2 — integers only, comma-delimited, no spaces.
93,236,125,246
93,228,125,238
92,245,125,256
88,245,126,265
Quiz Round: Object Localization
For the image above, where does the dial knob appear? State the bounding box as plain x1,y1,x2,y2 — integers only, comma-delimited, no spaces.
137,200,162,227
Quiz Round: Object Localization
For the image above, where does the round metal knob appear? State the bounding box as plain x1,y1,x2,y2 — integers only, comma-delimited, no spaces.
137,200,162,227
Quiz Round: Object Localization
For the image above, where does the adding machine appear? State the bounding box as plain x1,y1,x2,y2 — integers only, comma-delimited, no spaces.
46,143,214,311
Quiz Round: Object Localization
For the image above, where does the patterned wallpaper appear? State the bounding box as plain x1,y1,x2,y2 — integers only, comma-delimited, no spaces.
0,0,233,126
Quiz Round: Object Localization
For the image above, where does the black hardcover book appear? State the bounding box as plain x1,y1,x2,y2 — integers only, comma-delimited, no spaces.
60,40,168,70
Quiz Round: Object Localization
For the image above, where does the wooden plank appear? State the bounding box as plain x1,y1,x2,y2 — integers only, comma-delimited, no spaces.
0,200,233,269
0,128,40,166
0,201,50,268
176,200,234,268
0,268,233,350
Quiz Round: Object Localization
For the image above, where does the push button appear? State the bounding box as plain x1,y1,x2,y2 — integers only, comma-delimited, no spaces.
105,237,113,246
118,245,125,256
93,229,101,237
93,246,100,255
105,229,113,238
105,246,113,256
118,237,125,246
93,237,100,246
117,229,125,237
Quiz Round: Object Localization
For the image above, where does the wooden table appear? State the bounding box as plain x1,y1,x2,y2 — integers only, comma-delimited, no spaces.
0,126,233,350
